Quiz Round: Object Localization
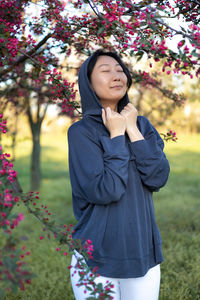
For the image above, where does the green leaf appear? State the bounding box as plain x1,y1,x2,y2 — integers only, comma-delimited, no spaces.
148,23,157,32
191,50,199,58
136,51,144,61
180,26,187,33
136,50,145,56
169,49,177,58
97,282,103,292
97,26,105,35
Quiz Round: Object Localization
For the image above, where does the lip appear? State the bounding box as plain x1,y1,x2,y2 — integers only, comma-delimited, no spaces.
110,85,123,88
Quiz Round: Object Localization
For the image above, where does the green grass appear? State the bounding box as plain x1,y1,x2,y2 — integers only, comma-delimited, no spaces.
1,132,200,300
154,134,200,300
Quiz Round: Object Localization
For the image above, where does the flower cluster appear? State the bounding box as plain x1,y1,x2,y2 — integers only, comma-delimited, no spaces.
0,0,24,67
134,71,159,88
160,130,178,142
46,68,79,116
175,0,200,24
0,119,34,296
0,243,33,293
0,114,7,134
84,239,94,258
70,244,114,300
0,150,17,183
132,70,186,106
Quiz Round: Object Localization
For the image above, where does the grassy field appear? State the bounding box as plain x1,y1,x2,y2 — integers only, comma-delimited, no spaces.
1,130,200,300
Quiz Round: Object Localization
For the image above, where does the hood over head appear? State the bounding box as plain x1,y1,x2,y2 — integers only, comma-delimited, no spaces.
78,53,130,122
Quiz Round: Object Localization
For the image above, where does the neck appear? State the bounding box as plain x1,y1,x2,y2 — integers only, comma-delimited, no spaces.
99,100,118,112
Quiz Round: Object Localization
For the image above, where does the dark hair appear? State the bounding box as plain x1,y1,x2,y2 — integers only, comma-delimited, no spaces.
87,49,132,89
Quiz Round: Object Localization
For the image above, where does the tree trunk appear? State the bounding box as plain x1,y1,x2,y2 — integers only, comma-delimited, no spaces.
26,96,48,191
30,122,42,191
11,112,18,161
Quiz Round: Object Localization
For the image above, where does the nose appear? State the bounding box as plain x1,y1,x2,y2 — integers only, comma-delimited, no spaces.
112,71,121,81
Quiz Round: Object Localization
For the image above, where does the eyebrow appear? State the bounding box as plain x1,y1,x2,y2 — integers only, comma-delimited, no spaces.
98,63,121,68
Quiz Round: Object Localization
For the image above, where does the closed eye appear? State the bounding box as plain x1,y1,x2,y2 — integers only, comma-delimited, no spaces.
101,69,124,73
101,70,124,72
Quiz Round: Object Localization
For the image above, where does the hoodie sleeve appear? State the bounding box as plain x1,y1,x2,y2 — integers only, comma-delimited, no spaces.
128,117,170,192
67,123,130,205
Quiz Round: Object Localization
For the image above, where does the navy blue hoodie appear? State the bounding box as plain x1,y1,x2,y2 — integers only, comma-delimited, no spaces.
67,54,170,278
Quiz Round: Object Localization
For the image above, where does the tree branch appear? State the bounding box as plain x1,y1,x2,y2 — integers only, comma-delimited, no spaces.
17,49,42,66
125,1,200,46
189,0,200,7
86,0,102,18
0,33,52,78
27,98,34,127
36,98,40,123
40,103,48,123
154,18,194,40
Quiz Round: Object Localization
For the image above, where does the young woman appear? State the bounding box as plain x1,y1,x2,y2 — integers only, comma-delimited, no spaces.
67,49,170,300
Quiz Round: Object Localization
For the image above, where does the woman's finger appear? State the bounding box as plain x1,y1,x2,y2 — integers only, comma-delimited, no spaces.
102,108,106,124
106,107,112,119
127,103,135,108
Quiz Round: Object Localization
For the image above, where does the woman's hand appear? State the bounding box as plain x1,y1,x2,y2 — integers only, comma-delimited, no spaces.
102,107,126,139
120,103,138,133
120,103,144,142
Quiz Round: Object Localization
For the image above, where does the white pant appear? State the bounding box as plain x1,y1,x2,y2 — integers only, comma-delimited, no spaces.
70,252,161,300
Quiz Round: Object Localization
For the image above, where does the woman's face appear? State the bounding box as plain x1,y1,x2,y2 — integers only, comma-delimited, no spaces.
90,55,128,105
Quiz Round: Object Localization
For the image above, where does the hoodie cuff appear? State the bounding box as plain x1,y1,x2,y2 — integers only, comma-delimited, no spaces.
129,134,160,160
100,135,129,157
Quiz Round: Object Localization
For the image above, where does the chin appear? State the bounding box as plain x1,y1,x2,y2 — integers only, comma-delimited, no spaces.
101,91,127,104
112,92,126,101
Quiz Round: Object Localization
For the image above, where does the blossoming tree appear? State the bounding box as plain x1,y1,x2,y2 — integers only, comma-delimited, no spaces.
0,0,200,298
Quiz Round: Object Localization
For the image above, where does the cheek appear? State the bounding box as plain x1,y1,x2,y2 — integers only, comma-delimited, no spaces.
97,75,108,86
92,75,109,93
122,74,128,86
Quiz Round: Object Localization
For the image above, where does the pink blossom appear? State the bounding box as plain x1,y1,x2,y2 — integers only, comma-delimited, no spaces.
18,213,24,221
4,193,12,202
177,41,183,48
